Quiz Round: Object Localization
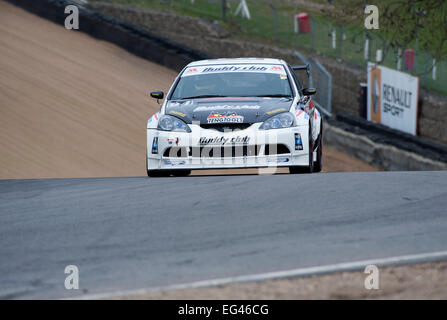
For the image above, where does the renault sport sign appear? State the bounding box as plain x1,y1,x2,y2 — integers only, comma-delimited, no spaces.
367,63,419,135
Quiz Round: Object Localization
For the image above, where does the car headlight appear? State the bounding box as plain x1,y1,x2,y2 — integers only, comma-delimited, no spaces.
259,112,295,130
157,115,191,132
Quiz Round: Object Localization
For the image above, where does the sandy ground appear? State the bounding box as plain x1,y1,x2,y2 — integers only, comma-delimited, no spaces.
0,1,377,180
0,1,176,179
117,262,447,300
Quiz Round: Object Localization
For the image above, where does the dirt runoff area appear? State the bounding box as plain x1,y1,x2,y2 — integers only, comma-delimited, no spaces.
116,262,447,300
0,1,377,180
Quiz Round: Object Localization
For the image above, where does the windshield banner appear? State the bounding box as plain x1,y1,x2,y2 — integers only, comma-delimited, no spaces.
182,64,287,77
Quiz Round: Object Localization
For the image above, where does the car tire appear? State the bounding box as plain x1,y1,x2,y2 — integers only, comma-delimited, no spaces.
313,122,323,173
172,170,191,177
289,166,307,174
147,170,171,177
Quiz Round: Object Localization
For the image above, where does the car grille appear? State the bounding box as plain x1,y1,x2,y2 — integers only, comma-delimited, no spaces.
163,144,290,158
199,123,252,132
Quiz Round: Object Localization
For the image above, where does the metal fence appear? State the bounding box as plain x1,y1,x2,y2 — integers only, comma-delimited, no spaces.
147,0,446,95
306,18,446,95
295,51,332,117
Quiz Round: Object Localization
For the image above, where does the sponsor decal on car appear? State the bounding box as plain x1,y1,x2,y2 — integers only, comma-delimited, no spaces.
266,108,287,115
199,136,250,145
168,101,181,107
267,156,290,163
169,100,193,106
194,105,261,112
202,65,267,73
163,159,186,166
149,112,160,123
167,137,179,145
207,113,244,124
181,65,287,77
203,97,255,101
169,110,186,117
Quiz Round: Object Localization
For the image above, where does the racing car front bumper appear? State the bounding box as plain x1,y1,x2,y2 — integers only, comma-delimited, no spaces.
146,124,311,171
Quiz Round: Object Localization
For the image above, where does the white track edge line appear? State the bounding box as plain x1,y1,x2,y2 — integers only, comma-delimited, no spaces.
72,250,447,300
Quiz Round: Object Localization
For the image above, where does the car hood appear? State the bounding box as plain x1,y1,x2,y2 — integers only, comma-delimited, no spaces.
165,97,293,124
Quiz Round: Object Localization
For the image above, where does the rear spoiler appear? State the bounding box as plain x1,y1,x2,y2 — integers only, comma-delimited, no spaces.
291,64,310,79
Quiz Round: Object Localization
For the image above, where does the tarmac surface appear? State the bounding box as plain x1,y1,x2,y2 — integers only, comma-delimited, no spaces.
1,171,446,298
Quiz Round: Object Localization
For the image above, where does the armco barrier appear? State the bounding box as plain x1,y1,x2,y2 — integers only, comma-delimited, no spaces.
324,123,447,171
6,0,210,72
333,113,447,164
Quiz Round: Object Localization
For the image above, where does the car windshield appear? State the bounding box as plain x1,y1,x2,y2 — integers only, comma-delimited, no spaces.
170,65,293,100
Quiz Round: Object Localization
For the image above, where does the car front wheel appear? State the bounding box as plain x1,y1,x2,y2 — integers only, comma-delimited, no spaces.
147,170,171,177
172,170,191,177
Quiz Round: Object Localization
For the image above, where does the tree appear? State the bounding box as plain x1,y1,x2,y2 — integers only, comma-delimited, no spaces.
380,0,447,62
323,0,446,67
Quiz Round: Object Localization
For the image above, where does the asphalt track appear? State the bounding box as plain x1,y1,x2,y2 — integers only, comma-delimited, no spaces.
1,171,446,299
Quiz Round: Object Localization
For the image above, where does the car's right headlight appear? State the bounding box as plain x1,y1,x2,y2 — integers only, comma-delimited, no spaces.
259,112,295,130
157,115,191,132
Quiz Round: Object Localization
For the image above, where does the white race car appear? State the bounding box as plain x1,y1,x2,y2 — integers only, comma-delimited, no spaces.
146,58,323,177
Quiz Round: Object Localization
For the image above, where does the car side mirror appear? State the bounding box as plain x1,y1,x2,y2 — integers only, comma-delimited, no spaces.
302,88,316,96
150,91,164,101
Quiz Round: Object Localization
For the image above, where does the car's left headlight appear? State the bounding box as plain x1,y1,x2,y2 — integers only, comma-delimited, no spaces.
157,115,191,132
259,112,295,130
